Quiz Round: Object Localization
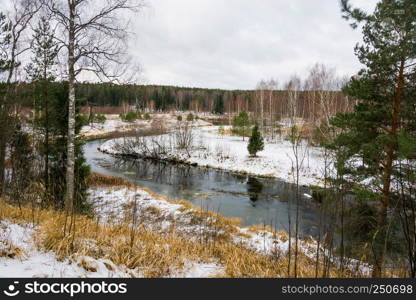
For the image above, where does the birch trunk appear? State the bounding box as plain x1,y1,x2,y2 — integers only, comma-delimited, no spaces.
65,1,76,212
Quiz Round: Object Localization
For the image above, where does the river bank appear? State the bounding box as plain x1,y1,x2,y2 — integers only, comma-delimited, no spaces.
1,173,362,278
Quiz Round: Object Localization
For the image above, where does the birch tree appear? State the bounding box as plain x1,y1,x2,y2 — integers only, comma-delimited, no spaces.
42,0,144,213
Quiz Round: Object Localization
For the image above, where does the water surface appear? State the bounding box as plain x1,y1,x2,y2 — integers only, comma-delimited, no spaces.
84,139,323,238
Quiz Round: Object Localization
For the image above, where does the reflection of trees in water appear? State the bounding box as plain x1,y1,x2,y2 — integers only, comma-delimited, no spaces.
113,157,197,190
109,156,325,238
247,177,263,204
174,165,195,189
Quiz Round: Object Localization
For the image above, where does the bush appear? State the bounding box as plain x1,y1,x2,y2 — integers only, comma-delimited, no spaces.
144,113,151,120
120,111,139,122
186,113,194,122
79,114,90,127
94,114,106,124
177,115,183,121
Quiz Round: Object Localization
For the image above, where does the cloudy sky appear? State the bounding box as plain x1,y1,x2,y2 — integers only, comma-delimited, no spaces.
130,0,378,90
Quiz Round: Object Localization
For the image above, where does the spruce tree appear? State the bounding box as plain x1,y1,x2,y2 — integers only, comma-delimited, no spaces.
248,124,264,157
331,0,416,276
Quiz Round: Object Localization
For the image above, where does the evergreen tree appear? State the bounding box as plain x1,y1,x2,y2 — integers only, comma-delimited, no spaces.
25,16,59,194
330,0,416,276
213,94,224,114
248,124,264,157
48,82,90,212
232,111,251,141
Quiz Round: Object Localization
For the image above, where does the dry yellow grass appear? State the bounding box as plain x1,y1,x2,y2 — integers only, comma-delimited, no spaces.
0,173,370,278
0,197,350,278
88,173,135,188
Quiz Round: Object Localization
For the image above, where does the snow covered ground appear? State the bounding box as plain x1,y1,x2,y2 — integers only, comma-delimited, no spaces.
89,185,371,276
80,114,212,139
100,126,332,186
0,216,225,278
0,182,370,278
88,186,290,254
0,220,138,278
80,118,151,139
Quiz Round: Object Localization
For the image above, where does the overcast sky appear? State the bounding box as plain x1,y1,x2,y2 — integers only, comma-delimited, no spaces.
130,0,378,90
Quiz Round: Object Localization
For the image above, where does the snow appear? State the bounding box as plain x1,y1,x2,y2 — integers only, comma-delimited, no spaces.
234,228,289,256
303,193,313,199
170,261,224,278
100,126,330,186
80,119,151,138
0,221,138,278
0,217,224,278
0,186,228,278
88,186,371,276
89,187,186,226
80,115,212,139
0,181,371,277
89,186,304,258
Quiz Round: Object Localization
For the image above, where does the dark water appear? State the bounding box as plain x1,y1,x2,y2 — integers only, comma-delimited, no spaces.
84,140,324,238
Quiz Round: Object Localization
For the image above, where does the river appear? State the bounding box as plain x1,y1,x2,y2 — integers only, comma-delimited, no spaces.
84,139,325,238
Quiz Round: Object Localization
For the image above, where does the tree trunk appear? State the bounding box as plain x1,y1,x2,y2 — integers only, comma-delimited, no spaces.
65,2,76,213
44,85,49,194
372,60,405,277
0,137,6,196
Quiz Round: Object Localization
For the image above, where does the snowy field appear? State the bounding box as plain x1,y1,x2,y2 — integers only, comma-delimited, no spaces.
100,126,332,186
80,114,212,139
0,220,139,278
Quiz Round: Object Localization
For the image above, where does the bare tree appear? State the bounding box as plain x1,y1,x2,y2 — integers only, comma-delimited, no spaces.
304,63,339,130
0,0,40,196
285,75,302,121
285,75,309,277
42,0,144,214
255,79,267,127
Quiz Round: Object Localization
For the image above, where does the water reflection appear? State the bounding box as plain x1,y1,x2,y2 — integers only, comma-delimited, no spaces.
247,177,263,204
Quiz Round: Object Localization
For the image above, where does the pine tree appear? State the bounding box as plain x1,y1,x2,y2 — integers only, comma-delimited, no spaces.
331,0,416,277
213,94,224,114
26,16,59,195
48,82,90,212
248,124,264,157
232,111,251,141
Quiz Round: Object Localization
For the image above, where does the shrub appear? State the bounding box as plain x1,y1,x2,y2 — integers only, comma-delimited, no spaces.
120,111,139,122
79,114,90,127
94,114,107,124
144,113,151,120
186,113,194,122
177,115,183,121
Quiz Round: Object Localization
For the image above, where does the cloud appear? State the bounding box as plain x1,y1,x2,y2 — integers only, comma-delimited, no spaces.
130,0,378,89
